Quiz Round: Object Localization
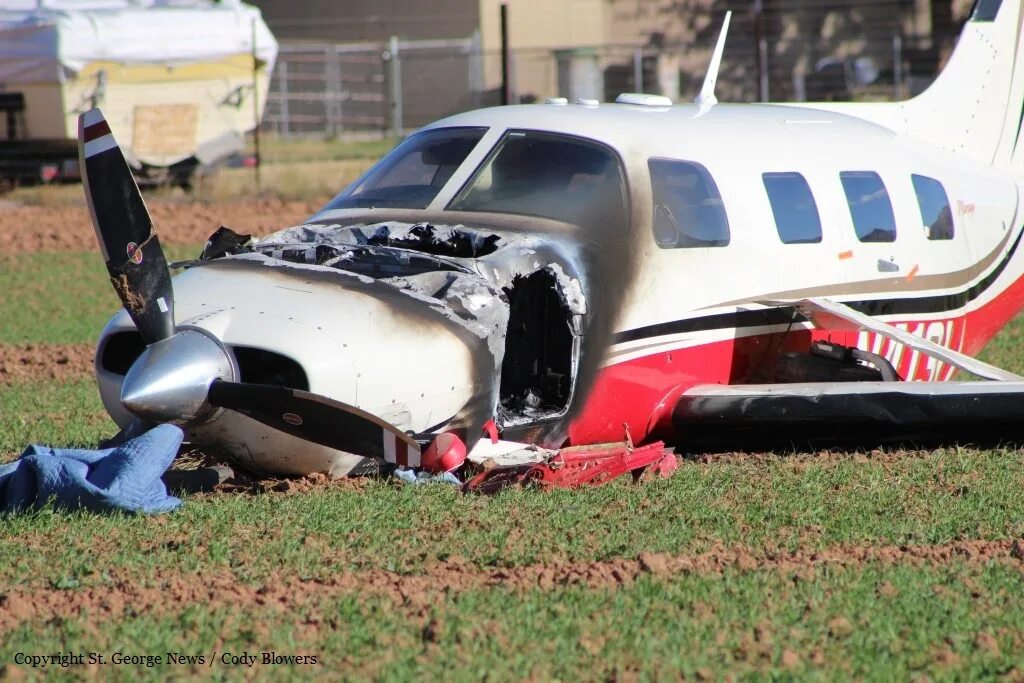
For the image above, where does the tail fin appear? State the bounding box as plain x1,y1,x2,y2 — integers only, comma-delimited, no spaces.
904,0,1024,168
809,1,1024,170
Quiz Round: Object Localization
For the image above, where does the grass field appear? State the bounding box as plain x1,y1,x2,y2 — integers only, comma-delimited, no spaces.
3,214,1024,679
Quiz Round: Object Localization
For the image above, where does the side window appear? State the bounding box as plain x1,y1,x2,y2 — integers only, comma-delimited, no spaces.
762,172,822,244
649,158,730,248
840,171,897,243
912,174,954,240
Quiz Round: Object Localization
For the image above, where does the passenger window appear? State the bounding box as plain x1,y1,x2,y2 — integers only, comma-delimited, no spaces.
840,171,897,243
912,174,954,240
762,172,822,244
649,158,730,248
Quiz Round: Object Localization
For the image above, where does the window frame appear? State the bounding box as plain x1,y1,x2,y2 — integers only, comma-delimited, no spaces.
839,170,899,243
911,174,955,241
446,128,630,225
648,157,731,249
762,171,823,245
322,126,488,212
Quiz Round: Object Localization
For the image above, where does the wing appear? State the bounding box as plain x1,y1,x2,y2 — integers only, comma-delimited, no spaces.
663,297,1024,451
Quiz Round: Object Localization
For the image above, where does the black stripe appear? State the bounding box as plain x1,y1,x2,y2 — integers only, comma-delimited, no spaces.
614,226,1024,345
83,119,111,142
614,307,802,344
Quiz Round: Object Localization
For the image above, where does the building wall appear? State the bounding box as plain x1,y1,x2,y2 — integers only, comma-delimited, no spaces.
249,0,480,42
476,0,611,102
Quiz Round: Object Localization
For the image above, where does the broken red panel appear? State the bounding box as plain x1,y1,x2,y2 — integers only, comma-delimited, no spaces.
463,441,677,494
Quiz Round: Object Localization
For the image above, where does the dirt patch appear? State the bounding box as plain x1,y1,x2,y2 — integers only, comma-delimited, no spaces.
2,538,1022,633
0,197,327,254
0,343,94,385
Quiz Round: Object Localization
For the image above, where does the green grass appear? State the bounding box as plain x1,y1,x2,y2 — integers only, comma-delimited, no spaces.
0,379,112,458
0,447,1022,586
0,245,200,344
2,563,1022,680
249,135,400,164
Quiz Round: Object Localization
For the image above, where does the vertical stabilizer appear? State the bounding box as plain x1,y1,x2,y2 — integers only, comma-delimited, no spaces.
905,0,1024,167
805,1,1024,171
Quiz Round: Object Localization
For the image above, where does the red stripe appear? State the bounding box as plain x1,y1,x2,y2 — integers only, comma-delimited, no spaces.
83,120,111,143
395,439,408,468
568,272,1024,447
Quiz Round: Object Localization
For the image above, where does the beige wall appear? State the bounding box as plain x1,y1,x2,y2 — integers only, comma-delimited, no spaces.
477,0,611,100
478,0,609,51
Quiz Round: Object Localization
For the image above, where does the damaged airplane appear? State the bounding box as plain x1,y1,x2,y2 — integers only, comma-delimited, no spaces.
82,1,1024,477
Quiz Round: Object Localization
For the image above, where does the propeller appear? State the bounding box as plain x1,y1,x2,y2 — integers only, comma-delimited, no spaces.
78,109,174,344
78,109,423,469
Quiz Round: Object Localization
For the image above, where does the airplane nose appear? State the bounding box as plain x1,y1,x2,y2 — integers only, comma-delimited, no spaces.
120,328,236,424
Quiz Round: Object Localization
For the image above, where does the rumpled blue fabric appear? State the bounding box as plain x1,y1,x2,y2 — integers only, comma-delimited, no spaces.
0,424,183,514
394,469,461,486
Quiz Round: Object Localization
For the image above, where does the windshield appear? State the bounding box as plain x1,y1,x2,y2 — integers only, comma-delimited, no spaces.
448,130,628,226
322,127,487,211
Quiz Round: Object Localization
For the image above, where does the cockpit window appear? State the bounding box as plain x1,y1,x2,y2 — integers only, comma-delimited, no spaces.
448,130,628,226
321,127,487,211
649,158,730,248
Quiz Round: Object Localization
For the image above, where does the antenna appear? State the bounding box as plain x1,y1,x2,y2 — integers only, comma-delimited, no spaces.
695,11,732,107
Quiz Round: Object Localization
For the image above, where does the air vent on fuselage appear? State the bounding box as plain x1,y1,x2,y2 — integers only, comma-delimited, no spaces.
231,347,309,391
100,330,146,375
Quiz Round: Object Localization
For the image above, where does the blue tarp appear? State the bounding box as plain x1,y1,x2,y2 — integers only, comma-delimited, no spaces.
0,424,183,514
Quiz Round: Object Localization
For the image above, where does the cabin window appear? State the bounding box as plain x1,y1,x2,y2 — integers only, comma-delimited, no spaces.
449,130,628,227
763,172,822,244
649,158,730,248
840,171,897,243
322,127,487,211
972,0,1002,21
912,174,954,240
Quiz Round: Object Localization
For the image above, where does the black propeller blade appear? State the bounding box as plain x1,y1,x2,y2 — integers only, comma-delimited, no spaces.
207,380,423,467
78,108,175,344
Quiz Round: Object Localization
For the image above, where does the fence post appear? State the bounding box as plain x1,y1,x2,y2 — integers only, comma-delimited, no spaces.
469,29,483,109
278,59,290,138
388,35,404,136
753,0,769,102
893,34,904,100
633,48,643,92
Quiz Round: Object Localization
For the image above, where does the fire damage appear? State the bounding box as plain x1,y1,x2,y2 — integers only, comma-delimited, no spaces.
187,220,588,438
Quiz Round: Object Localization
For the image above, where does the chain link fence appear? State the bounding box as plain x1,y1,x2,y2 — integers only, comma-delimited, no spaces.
262,5,952,137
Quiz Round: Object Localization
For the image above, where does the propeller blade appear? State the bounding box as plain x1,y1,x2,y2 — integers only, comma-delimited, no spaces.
78,108,175,344
207,380,423,468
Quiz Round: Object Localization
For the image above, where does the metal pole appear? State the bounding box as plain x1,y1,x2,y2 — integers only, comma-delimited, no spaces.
633,48,643,92
388,36,403,136
753,0,769,102
251,18,261,191
500,2,510,105
278,59,290,138
893,34,904,100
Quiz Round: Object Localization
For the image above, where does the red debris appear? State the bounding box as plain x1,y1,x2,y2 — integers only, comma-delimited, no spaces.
463,441,677,494
421,432,468,473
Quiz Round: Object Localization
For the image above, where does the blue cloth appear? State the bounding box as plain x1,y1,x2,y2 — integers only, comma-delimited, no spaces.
394,469,461,486
0,424,183,514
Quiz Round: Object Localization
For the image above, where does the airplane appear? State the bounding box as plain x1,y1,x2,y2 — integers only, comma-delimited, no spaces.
81,0,1024,478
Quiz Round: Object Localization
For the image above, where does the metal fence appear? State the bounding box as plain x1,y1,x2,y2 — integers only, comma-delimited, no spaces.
262,9,951,137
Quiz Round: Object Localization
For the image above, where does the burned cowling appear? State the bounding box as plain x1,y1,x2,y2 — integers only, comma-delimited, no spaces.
94,218,593,475
245,219,592,445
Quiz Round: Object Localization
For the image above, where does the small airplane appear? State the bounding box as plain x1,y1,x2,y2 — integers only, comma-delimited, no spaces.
82,0,1024,477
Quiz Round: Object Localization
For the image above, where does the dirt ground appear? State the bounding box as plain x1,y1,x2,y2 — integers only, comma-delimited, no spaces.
0,344,94,385
0,197,328,253
3,538,1022,634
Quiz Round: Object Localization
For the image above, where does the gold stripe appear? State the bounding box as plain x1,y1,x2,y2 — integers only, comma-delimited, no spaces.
713,228,1014,307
